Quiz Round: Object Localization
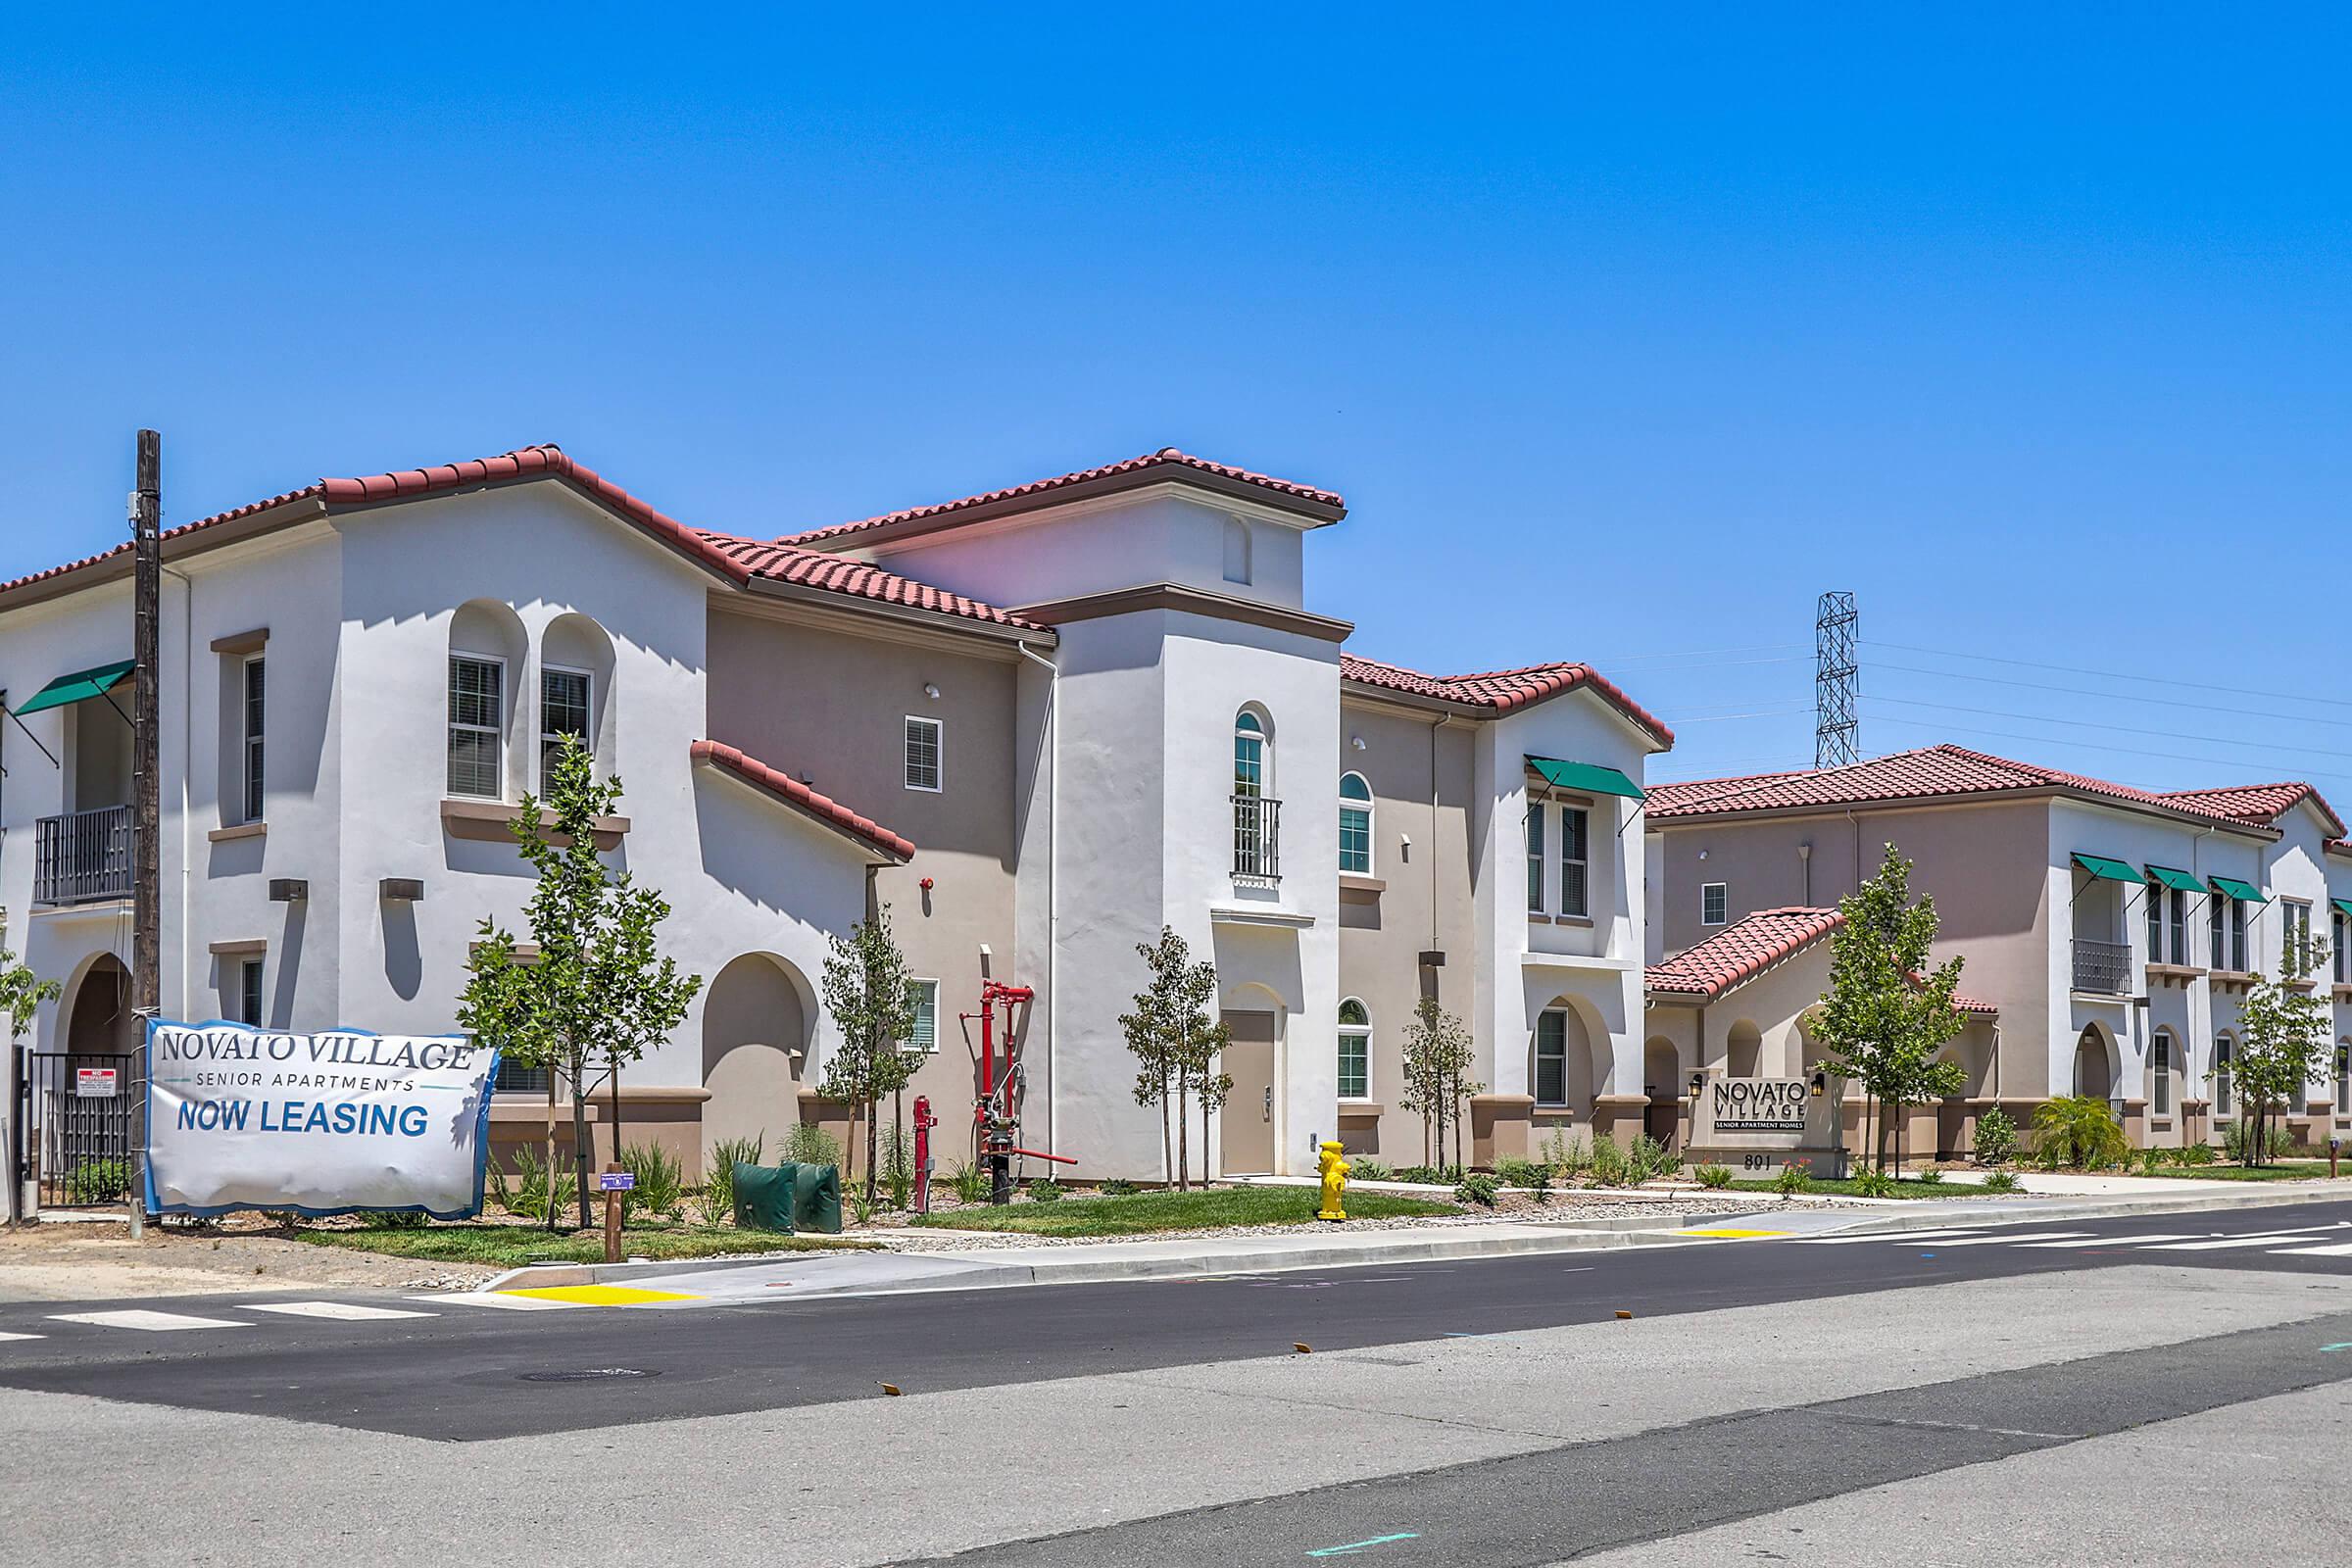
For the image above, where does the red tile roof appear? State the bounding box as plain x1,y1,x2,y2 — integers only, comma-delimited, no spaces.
1645,906,1995,1014
2157,782,2346,837
0,445,756,604
782,448,1346,547
1340,654,1675,748
1645,744,2279,832
689,741,915,863
694,532,1045,632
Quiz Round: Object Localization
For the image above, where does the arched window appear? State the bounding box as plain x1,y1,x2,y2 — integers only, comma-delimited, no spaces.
1339,772,1373,874
449,600,526,801
1232,710,1276,880
1338,999,1370,1100
2337,1041,2349,1116
2214,1035,2234,1118
2151,1029,2175,1117
1233,710,1265,796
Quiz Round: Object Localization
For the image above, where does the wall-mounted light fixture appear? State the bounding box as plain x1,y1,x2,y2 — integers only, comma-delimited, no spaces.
1350,735,1366,750
1687,1070,1705,1101
923,683,940,700
1809,1069,1829,1098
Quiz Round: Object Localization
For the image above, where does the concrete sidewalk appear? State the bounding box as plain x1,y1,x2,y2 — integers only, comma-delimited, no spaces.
477,1176,2352,1300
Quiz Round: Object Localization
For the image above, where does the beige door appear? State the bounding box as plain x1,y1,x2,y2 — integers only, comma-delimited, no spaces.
1220,1009,1278,1175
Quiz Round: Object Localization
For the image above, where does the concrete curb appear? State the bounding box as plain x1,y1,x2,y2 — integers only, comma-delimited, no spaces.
480,1244,880,1293
1818,1181,2352,1237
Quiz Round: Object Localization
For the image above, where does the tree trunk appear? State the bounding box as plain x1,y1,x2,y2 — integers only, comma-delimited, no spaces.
1201,1086,1212,1187
864,1094,880,1204
568,1055,593,1230
544,1073,560,1234
1160,1089,1172,1189
1176,1073,1191,1191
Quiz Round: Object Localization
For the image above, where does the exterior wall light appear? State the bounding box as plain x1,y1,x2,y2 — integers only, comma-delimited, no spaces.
1687,1070,1705,1101
1809,1069,1829,1098
923,683,940,700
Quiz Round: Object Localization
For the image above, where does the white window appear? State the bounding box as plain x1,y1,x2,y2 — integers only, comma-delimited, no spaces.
1558,805,1590,918
2152,1031,2174,1116
1233,710,1275,880
1701,882,1729,926
2337,1042,2350,1115
1338,999,1370,1099
540,665,592,788
2335,911,2348,984
2210,892,2227,970
1339,772,1373,875
904,979,939,1052
240,655,266,824
447,654,505,799
2145,883,2164,962
905,715,943,793
2281,899,2313,972
1534,1009,1568,1105
237,957,264,1028
2214,1037,2234,1117
1526,805,1545,913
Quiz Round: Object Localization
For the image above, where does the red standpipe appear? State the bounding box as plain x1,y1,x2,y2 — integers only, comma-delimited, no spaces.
912,1095,938,1213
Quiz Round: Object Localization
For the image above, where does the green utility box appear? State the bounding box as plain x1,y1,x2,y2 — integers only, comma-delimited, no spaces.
732,1161,845,1235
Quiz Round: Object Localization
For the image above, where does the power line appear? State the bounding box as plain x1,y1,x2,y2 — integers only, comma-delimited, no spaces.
1870,640,2352,712
1872,662,2352,731
1867,716,2352,788
1865,695,2352,764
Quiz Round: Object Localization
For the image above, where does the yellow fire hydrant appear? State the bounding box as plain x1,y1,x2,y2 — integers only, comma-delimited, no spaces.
1316,1139,1349,1222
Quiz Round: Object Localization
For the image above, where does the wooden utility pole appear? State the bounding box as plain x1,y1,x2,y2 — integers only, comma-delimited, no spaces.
128,429,162,1239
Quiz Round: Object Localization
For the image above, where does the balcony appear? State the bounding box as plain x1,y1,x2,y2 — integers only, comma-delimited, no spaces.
2071,937,2132,997
35,804,134,906
1231,793,1281,885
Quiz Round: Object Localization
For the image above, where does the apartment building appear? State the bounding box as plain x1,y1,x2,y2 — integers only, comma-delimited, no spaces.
1644,745,2352,1154
0,443,1673,1200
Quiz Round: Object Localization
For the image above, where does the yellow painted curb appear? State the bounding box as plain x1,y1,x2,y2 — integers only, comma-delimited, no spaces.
499,1284,703,1305
1674,1227,1788,1240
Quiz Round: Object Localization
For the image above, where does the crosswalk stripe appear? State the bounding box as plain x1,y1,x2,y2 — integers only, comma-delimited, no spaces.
2143,1234,2328,1251
47,1309,252,1332
1898,1231,2092,1248
244,1301,436,1321
414,1292,580,1311
2018,1234,2201,1249
2270,1242,2352,1257
0,1332,45,1343
1799,1229,1987,1245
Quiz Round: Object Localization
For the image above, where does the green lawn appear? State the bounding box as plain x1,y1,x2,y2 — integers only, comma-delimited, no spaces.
2132,1161,2342,1183
907,1185,1461,1237
295,1223,878,1267
1726,1177,1969,1200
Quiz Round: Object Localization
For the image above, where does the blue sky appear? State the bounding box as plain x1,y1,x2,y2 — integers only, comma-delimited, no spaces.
5,5,2347,794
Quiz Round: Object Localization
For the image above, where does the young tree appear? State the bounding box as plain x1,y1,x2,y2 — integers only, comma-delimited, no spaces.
1118,927,1221,1189
818,902,919,1203
1813,844,1969,1173
1399,997,1477,1172
460,736,704,1230
1,944,62,1225
2229,936,2330,1167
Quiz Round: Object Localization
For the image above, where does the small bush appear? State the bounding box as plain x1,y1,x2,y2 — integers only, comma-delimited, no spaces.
1539,1127,1595,1182
2033,1096,2130,1171
2136,1147,2168,1176
951,1159,993,1205
2179,1140,2217,1166
1348,1157,1394,1182
619,1142,685,1222
881,1126,913,1211
1984,1170,2022,1193
784,1123,844,1171
1628,1134,1681,1182
1395,1165,1460,1185
1913,1164,1944,1185
1851,1169,1897,1199
2223,1119,2292,1166
1453,1172,1501,1206
1972,1107,2019,1166
1494,1157,1551,1201
1773,1161,1814,1197
65,1157,129,1205
362,1208,429,1230
1590,1137,1631,1188
1025,1177,1062,1203
1099,1179,1140,1197
495,1144,554,1219
698,1135,762,1224
1694,1163,1734,1190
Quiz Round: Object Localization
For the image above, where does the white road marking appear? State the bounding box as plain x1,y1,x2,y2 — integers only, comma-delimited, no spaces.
2143,1234,2328,1251
2019,1234,2201,1249
0,1332,45,1343
413,1292,579,1310
47,1309,252,1333
1798,1230,1987,1245
244,1300,436,1321
2271,1242,2352,1257
1901,1231,2093,1248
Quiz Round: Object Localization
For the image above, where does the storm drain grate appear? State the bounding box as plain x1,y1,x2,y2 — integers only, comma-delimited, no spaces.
517,1368,662,1383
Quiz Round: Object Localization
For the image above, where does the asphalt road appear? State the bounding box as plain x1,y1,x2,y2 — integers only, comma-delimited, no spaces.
2,1200,2348,1442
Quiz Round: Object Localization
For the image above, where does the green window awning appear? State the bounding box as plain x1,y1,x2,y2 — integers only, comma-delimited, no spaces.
11,658,134,717
2072,853,2140,885
2331,898,2352,920
1527,756,1644,802
2209,875,2268,904
2144,864,2207,894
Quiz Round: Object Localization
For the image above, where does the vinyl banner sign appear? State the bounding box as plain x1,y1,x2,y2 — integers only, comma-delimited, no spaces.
145,1020,497,1219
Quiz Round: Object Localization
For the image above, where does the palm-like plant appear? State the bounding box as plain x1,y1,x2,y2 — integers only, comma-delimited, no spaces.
2031,1095,2131,1170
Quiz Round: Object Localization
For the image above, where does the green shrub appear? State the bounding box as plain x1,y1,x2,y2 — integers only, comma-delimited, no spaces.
1494,1157,1551,1201
495,1144,554,1219
1913,1164,1944,1184
361,1208,429,1229
65,1157,129,1205
618,1142,685,1222
2033,1096,2130,1170
1984,1169,2022,1193
1590,1137,1631,1188
2136,1146,2168,1176
1628,1134,1681,1182
1025,1177,1062,1203
1453,1172,1501,1206
845,1182,876,1226
2179,1140,2217,1166
2223,1119,2291,1165
784,1123,844,1171
1851,1169,1897,1199
1348,1157,1394,1182
1539,1127,1595,1182
1972,1107,2019,1166
1773,1161,1814,1197
881,1126,913,1211
1395,1164,1460,1185
698,1135,762,1224
1099,1179,1140,1197
1694,1163,1734,1190
951,1158,993,1205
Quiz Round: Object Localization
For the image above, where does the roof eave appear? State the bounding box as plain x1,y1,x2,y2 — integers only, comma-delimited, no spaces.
798,465,1347,554
738,572,1056,647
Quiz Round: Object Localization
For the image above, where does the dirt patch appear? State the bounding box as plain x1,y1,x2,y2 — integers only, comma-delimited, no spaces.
0,1221,493,1300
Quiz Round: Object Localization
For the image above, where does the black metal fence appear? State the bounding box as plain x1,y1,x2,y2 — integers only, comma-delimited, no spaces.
24,1051,138,1207
35,804,134,906
1231,793,1282,883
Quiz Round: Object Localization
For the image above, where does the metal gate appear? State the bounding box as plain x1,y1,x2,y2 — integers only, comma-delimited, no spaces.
24,1051,138,1207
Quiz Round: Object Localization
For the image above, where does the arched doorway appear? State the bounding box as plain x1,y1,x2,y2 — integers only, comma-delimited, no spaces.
2072,1024,2114,1101
1643,1038,1682,1146
65,954,133,1055
701,954,810,1166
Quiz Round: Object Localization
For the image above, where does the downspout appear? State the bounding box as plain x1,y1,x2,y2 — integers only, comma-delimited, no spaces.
162,564,194,1017
1017,642,1057,1165
1429,714,1449,960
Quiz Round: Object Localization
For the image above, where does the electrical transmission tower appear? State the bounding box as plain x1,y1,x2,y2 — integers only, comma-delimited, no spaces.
1815,591,1859,768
